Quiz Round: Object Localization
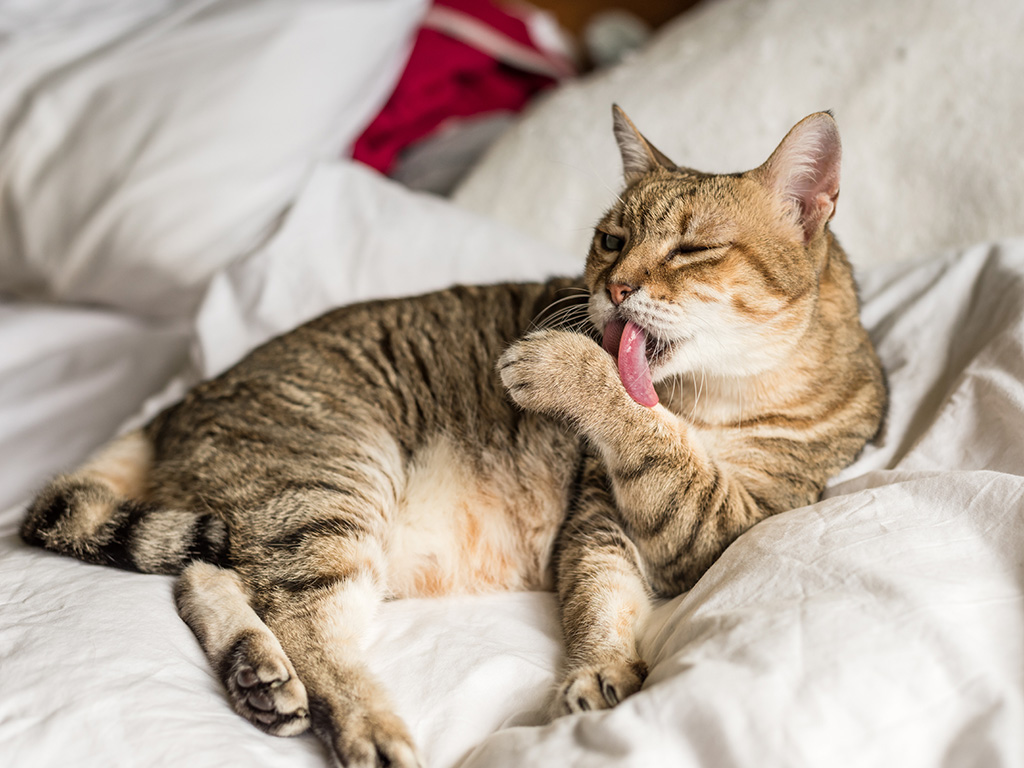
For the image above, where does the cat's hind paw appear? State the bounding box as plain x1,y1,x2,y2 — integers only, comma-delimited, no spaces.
223,632,310,736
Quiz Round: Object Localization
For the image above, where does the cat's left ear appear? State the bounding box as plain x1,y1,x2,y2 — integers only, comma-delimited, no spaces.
612,105,677,182
754,112,841,243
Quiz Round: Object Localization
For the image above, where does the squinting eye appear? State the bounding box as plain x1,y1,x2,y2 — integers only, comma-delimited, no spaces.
601,233,624,251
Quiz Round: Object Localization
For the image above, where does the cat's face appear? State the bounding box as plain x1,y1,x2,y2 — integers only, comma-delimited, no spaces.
586,109,841,385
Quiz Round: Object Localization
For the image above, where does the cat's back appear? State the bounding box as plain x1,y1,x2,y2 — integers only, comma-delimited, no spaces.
154,278,581,438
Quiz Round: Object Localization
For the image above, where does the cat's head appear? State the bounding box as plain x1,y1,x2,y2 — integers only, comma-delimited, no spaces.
586,107,843,392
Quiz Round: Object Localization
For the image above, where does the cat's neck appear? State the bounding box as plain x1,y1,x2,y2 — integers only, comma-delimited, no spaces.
656,367,805,427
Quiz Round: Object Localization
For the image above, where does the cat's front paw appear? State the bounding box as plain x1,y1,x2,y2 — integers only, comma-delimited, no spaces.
322,702,423,768
552,658,648,717
498,329,616,418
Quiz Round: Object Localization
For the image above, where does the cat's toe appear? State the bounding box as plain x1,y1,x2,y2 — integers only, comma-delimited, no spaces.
224,636,310,736
553,658,648,717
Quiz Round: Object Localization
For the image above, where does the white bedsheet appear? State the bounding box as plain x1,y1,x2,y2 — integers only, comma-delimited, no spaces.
2,149,1024,766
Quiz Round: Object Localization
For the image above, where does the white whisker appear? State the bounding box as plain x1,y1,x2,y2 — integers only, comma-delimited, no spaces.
691,365,707,421
529,301,592,333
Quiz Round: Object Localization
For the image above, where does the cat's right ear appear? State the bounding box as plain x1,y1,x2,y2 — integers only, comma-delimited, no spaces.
612,105,677,183
754,112,842,243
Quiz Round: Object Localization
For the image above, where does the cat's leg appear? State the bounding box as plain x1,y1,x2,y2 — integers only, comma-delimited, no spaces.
175,562,310,736
254,560,421,768
232,468,420,768
551,451,652,716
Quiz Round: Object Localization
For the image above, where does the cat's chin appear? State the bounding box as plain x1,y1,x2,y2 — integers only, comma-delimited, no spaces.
649,344,702,384
646,333,694,379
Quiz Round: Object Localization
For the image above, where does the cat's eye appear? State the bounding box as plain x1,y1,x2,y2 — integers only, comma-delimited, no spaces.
671,245,708,258
600,232,624,251
668,242,731,262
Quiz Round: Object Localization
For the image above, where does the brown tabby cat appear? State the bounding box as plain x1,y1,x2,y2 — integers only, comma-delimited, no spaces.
22,107,885,768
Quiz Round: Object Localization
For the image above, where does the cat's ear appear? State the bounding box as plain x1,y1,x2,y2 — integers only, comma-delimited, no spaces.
755,112,841,243
612,105,677,182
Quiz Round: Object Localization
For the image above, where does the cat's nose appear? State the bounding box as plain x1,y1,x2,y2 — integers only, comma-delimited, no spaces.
607,283,636,305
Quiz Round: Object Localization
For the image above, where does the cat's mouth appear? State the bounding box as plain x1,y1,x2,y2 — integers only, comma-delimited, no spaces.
602,317,674,407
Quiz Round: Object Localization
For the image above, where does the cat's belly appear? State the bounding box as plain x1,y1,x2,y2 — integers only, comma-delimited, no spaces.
384,436,570,598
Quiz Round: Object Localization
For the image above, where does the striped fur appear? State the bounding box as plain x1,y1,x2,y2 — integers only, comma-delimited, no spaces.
22,109,885,766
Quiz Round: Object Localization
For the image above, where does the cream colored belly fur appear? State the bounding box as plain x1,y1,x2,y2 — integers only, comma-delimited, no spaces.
385,437,564,598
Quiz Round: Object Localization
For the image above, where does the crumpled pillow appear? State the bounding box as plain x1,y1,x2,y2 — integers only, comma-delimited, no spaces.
0,0,425,318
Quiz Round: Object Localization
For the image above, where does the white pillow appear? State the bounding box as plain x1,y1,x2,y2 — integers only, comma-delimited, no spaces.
0,0,426,317
190,160,583,379
453,0,1024,271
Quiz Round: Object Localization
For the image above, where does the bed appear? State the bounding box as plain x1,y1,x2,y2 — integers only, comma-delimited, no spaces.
3,0,1024,766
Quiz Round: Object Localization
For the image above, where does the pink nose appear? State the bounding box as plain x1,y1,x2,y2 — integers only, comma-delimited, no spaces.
608,283,635,305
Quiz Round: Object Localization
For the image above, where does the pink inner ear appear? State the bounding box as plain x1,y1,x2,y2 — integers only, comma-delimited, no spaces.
769,115,842,242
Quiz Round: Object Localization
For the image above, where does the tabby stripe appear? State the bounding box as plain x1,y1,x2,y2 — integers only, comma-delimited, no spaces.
683,472,726,551
186,513,230,566
267,516,367,551
567,451,590,504
677,209,693,239
637,488,679,539
377,329,399,371
511,290,535,337
561,524,640,570
748,436,809,459
694,466,724,516
614,453,669,484
282,479,356,497
733,411,821,429
26,485,82,544
356,344,400,390
736,243,791,297
276,571,356,594
645,472,724,571
407,343,436,393
323,341,392,391
98,500,152,570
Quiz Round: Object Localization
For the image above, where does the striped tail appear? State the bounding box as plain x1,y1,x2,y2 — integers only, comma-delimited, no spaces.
21,430,229,575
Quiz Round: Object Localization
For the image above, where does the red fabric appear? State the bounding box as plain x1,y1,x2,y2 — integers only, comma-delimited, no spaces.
352,0,560,174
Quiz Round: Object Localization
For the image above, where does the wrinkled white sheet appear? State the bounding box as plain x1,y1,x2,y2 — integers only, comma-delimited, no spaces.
3,160,1024,767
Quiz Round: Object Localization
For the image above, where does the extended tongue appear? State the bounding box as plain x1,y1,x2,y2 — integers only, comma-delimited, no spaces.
602,316,625,358
603,318,659,407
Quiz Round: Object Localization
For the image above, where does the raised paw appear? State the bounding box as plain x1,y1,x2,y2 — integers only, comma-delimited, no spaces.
553,658,649,717
498,329,616,417
315,702,422,768
223,633,310,736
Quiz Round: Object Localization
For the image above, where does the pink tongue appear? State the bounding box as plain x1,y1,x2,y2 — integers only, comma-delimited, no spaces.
603,318,659,407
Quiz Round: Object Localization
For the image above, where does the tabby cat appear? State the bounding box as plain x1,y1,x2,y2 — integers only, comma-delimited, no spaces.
22,107,885,768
